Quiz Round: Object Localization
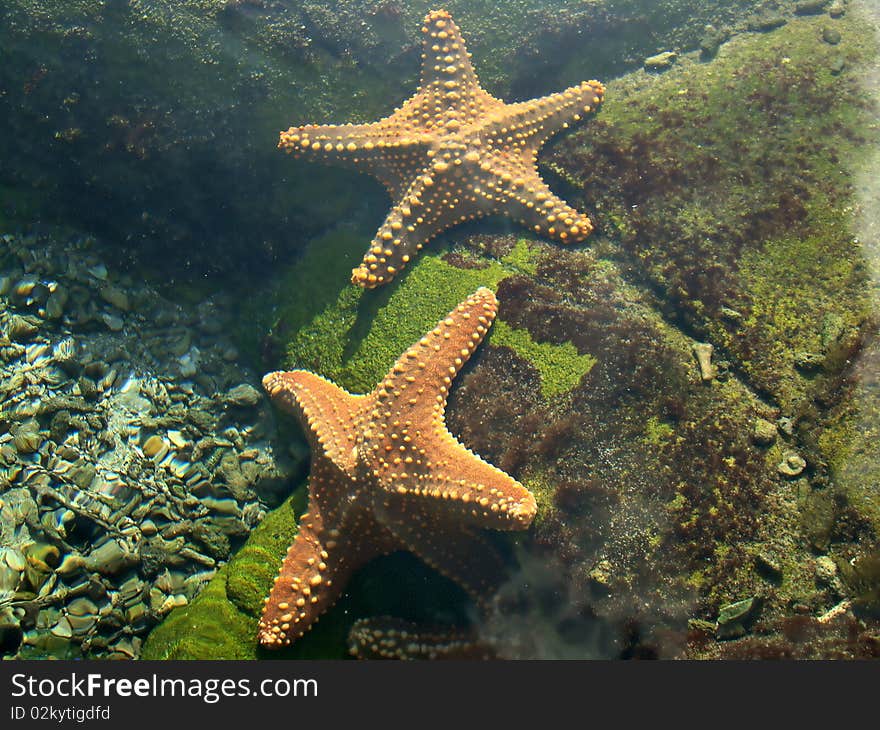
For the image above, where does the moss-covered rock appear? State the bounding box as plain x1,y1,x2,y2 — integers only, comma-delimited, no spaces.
552,8,879,416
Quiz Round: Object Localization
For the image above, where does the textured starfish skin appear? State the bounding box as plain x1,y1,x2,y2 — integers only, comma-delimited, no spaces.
348,617,495,660
278,9,605,288
258,287,536,648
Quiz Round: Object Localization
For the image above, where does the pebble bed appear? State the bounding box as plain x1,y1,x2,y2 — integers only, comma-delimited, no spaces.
0,229,300,658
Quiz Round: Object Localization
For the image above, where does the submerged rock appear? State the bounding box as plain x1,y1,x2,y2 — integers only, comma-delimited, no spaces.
644,51,677,70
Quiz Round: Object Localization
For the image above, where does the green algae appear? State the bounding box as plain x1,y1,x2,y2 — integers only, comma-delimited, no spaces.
733,200,869,410
282,235,591,399
643,415,676,447
556,9,879,414
490,319,597,398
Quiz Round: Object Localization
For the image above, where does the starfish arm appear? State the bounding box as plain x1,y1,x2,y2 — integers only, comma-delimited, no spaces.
348,617,494,660
482,80,605,149
279,121,426,197
263,370,370,473
258,460,398,649
374,286,499,420
375,496,509,599
257,491,347,648
386,431,537,530
351,172,486,287
418,11,478,99
361,288,537,528
482,154,594,243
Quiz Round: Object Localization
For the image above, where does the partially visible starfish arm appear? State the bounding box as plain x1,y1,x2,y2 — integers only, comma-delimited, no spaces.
374,497,509,600
263,371,369,472
486,158,594,243
484,80,605,148
258,498,347,648
351,174,483,287
278,121,425,161
279,121,426,196
348,617,495,660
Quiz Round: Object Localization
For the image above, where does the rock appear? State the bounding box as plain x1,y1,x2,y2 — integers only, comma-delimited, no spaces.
45,288,68,320
754,552,783,581
777,417,795,438
69,462,96,489
778,452,807,477
800,490,835,552
822,27,841,45
12,428,42,455
142,435,169,461
795,0,830,14
794,351,824,372
101,312,124,332
752,418,778,446
747,14,786,32
8,314,40,342
99,285,130,311
828,0,846,17
224,383,262,408
692,342,716,381
83,539,138,575
716,597,761,639
644,51,677,70
815,555,838,583
699,25,725,59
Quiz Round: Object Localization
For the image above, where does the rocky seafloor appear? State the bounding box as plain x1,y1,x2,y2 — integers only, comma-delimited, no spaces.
0,230,300,658
2,0,880,660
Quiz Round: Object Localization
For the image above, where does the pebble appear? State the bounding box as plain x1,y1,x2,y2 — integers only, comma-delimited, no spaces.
692,342,716,382
778,452,807,477
777,416,795,437
752,418,778,446
644,51,677,71
101,312,124,332
716,596,760,639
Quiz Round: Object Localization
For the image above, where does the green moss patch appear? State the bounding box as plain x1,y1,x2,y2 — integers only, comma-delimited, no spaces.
490,319,596,398
282,234,590,398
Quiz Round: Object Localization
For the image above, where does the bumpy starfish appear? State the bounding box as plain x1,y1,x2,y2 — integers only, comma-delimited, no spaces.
278,8,605,288
259,287,536,648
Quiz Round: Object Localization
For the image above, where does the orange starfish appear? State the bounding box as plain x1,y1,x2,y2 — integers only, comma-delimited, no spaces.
278,8,605,288
259,287,536,648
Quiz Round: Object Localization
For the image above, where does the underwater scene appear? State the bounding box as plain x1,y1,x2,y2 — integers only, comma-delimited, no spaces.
0,0,879,661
